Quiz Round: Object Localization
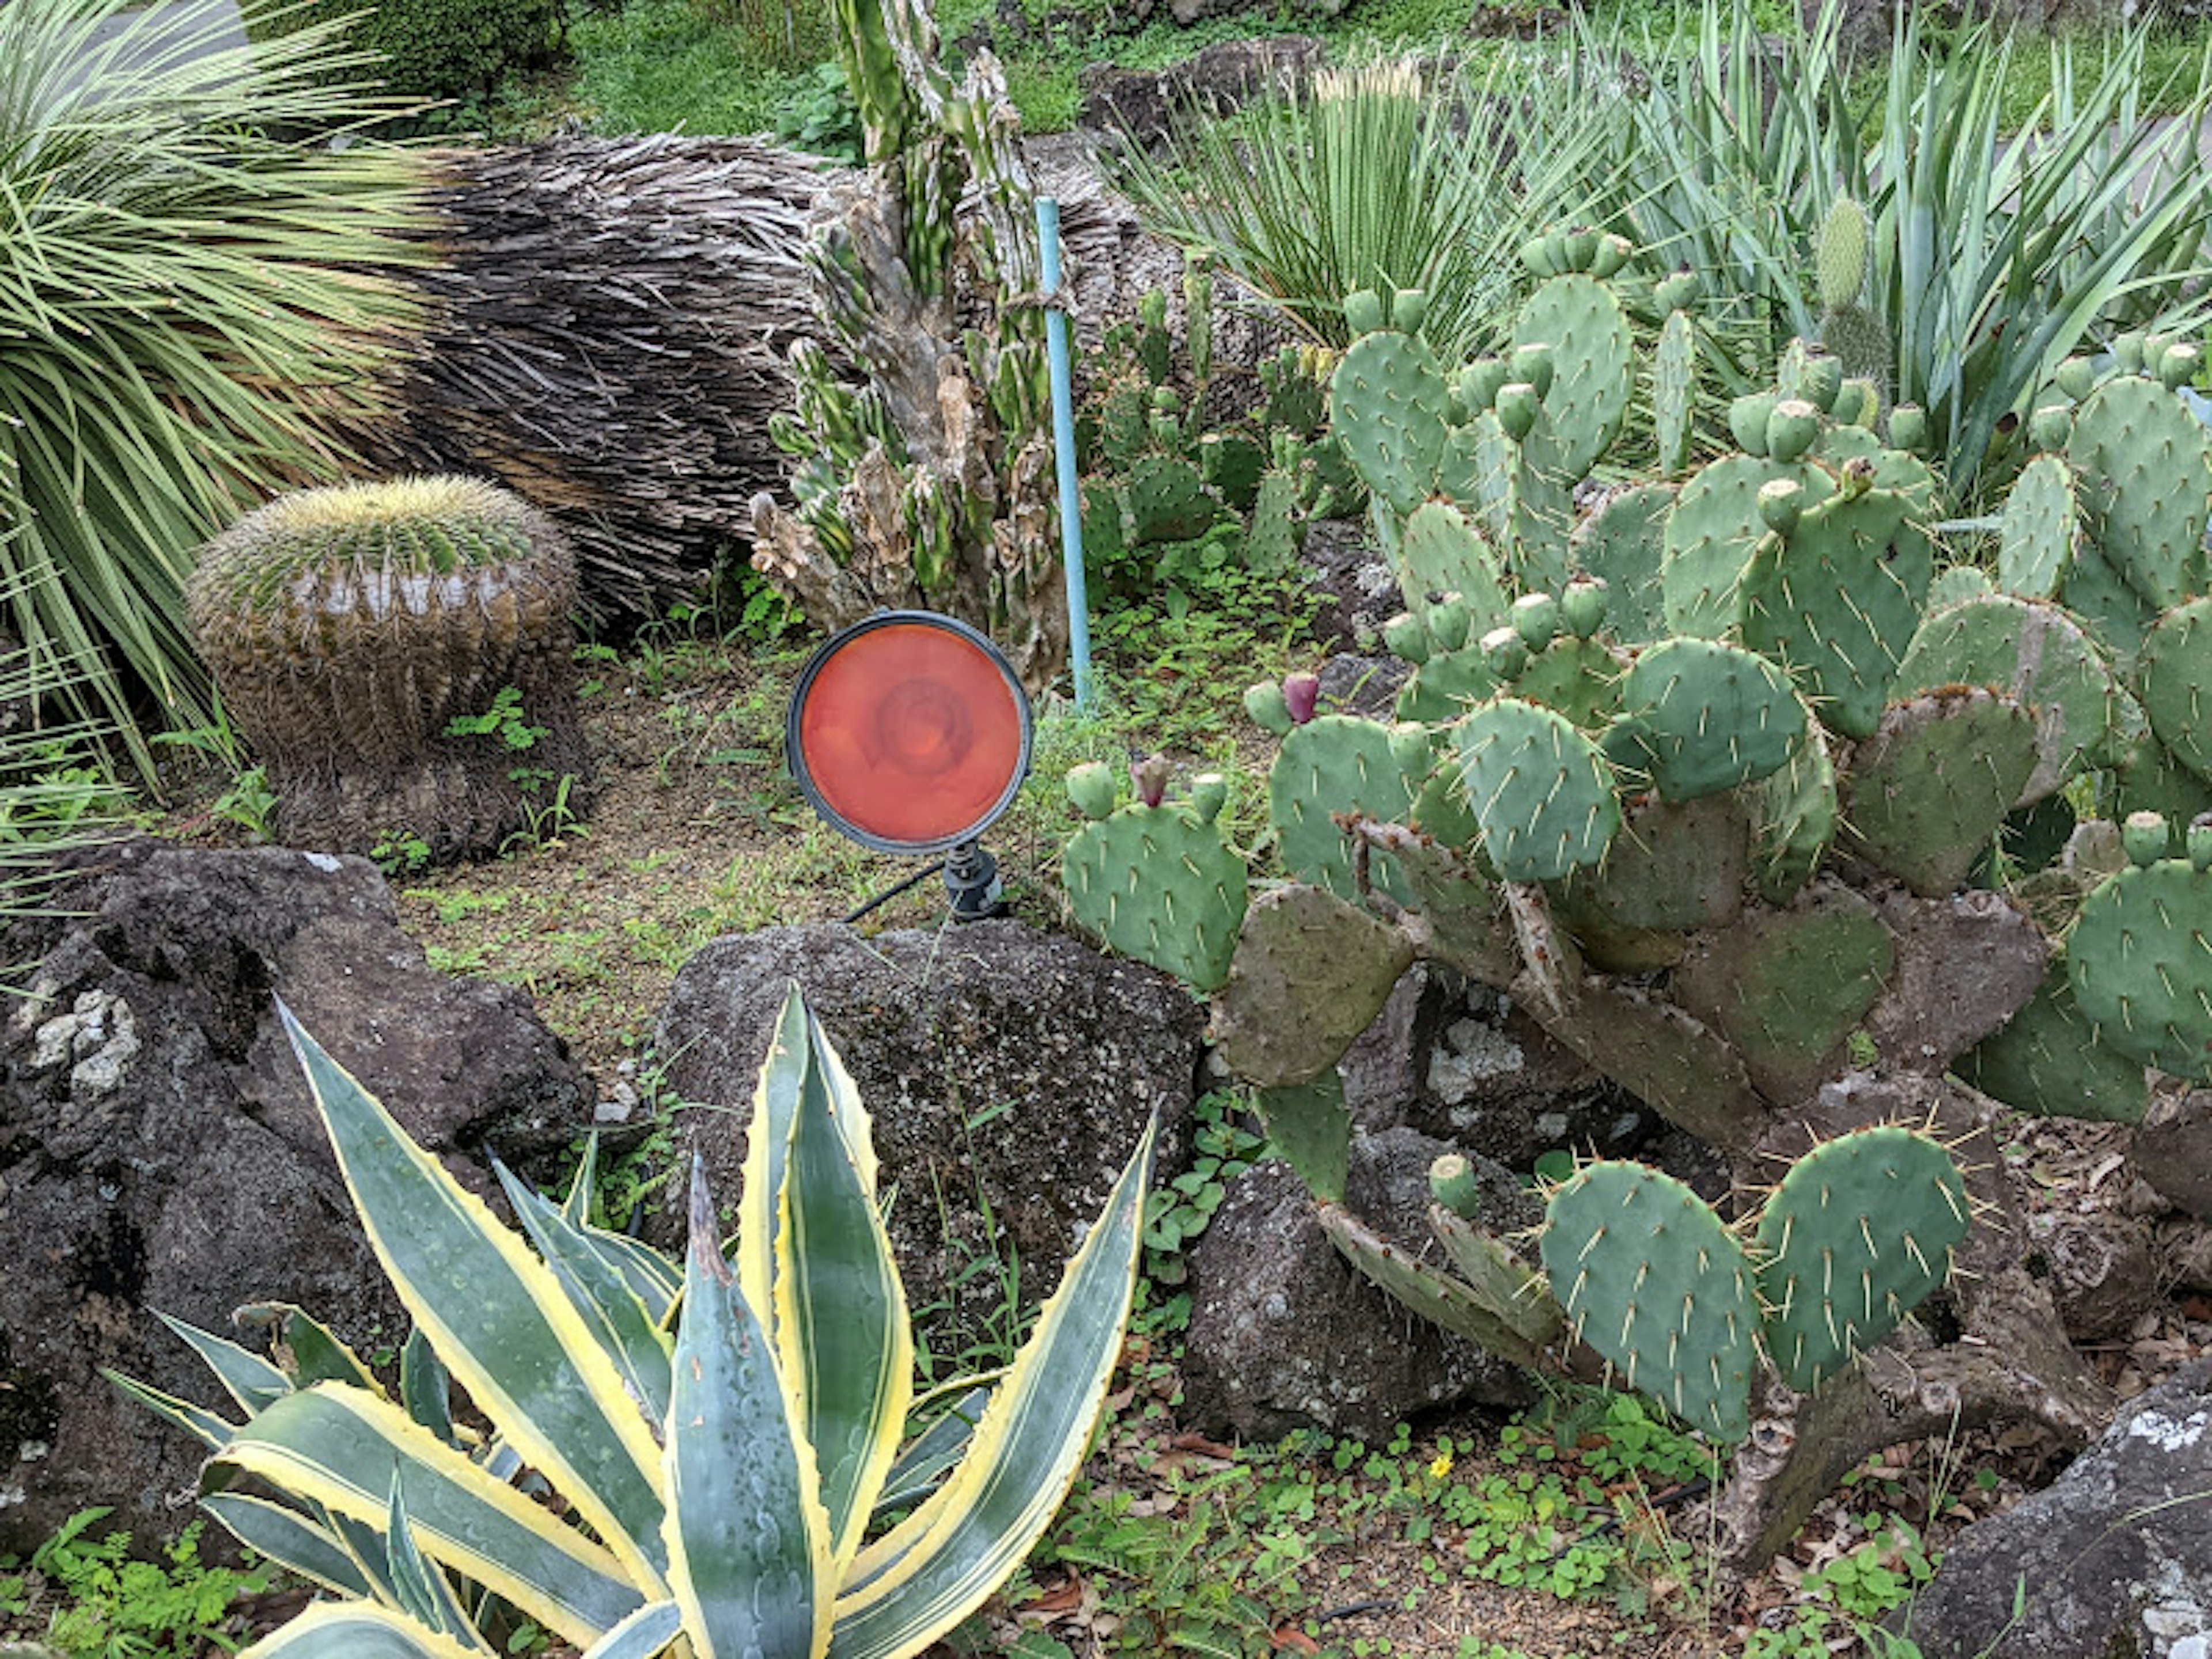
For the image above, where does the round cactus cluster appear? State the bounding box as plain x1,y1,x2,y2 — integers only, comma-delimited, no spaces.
187,476,588,862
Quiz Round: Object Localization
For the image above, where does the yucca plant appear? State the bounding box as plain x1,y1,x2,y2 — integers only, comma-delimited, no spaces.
1110,48,1626,363
1606,0,2212,499
113,986,1157,1657
0,0,430,778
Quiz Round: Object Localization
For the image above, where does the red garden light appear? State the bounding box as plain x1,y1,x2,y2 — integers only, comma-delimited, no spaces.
787,611,1032,920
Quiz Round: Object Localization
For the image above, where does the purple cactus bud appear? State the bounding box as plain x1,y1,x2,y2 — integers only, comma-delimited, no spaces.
1131,753,1172,808
1283,673,1321,725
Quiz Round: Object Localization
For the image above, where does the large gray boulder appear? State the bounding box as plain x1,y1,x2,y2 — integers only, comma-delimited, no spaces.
650,921,1201,1349
0,838,592,1551
1181,1128,1533,1441
1897,1358,2212,1658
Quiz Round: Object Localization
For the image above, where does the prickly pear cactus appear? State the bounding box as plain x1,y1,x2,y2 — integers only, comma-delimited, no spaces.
2137,597,2212,785
2067,371,2212,611
2067,815,2212,1082
1455,698,1621,881
1844,687,2039,896
1541,1162,1760,1443
1609,638,1807,802
1753,1126,1971,1392
1512,269,1635,479
1271,714,1430,900
1062,766,1248,992
1998,453,2078,601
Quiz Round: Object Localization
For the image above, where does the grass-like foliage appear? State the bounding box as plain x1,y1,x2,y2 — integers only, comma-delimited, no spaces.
1109,49,1624,363
1615,0,2212,499
0,0,430,777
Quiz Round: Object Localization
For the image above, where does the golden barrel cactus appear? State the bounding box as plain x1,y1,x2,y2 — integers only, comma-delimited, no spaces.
187,476,590,861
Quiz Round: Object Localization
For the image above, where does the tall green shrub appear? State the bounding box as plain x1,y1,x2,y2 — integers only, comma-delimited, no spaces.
0,0,430,777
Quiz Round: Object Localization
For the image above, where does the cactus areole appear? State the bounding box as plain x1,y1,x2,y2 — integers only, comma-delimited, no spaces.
787,611,1033,862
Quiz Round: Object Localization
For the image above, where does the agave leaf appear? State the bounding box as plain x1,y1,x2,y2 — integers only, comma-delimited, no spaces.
238,1302,384,1393
234,1601,483,1659
383,1475,488,1647
736,984,813,1327
831,1119,1157,1659
581,1603,684,1659
212,1382,645,1646
774,1017,911,1567
198,1492,374,1601
101,1368,234,1453
277,1003,669,1591
664,1161,832,1659
153,1312,290,1416
873,1387,990,1519
399,1328,457,1449
494,1158,674,1430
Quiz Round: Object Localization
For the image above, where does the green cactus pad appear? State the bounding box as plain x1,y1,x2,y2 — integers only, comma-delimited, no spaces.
1330,331,1450,517
1472,410,1575,594
1956,959,2150,1125
1541,1162,1758,1442
2067,373,2212,610
2137,597,2212,786
1212,884,1415,1090
1654,311,1698,480
1571,484,1676,645
1748,727,1840,904
1552,791,1749,938
1662,455,1835,639
1063,802,1249,992
1671,881,1896,1104
2112,730,2212,850
2062,545,2162,679
1455,699,1622,881
1753,1127,1969,1392
1739,486,1932,739
1616,638,1807,801
1396,642,1505,725
1927,566,1995,608
2067,857,2212,1082
1514,273,1635,480
1371,825,1515,984
1843,688,2039,896
1317,1203,1552,1369
1271,714,1423,902
1997,454,2077,600
1397,501,1510,630
1124,454,1222,546
1510,635,1626,729
1895,594,2122,804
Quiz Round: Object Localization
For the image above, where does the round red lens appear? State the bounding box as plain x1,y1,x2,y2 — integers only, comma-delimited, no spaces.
795,619,1028,850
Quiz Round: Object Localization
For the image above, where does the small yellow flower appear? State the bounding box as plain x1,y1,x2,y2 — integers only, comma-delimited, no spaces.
1427,1451,1454,1481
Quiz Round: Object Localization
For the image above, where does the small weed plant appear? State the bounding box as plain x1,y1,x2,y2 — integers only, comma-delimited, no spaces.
0,1510,269,1658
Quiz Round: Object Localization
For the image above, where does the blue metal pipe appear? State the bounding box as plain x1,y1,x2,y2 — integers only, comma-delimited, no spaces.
1036,197,1093,712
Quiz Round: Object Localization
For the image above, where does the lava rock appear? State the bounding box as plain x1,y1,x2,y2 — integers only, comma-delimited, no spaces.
1315,654,1411,721
651,920,1200,1348
2031,1209,2161,1345
1302,518,1400,653
1181,1127,1533,1441
1080,35,1325,147
2137,1087,2212,1221
0,838,592,1551
1865,886,2047,1076
1897,1358,2212,1658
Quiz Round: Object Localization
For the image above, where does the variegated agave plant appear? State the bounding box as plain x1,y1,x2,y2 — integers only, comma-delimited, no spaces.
112,984,1157,1658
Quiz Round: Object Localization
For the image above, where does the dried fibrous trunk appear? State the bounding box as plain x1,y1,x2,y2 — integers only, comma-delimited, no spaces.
347,136,837,620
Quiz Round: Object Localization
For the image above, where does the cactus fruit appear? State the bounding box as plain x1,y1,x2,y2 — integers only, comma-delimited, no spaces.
1455,699,1622,881
1752,1127,1970,1392
1957,960,2150,1124
1065,762,1118,820
1998,453,2078,600
1430,1153,1482,1218
1612,638,1808,801
1541,1162,1760,1442
1211,884,1414,1089
2067,847,2212,1082
187,475,589,862
2067,372,2212,611
1894,594,2120,803
1843,688,2040,896
1283,673,1321,726
1062,783,1248,992
2137,597,2212,785
1738,484,1931,739
1671,882,1896,1104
